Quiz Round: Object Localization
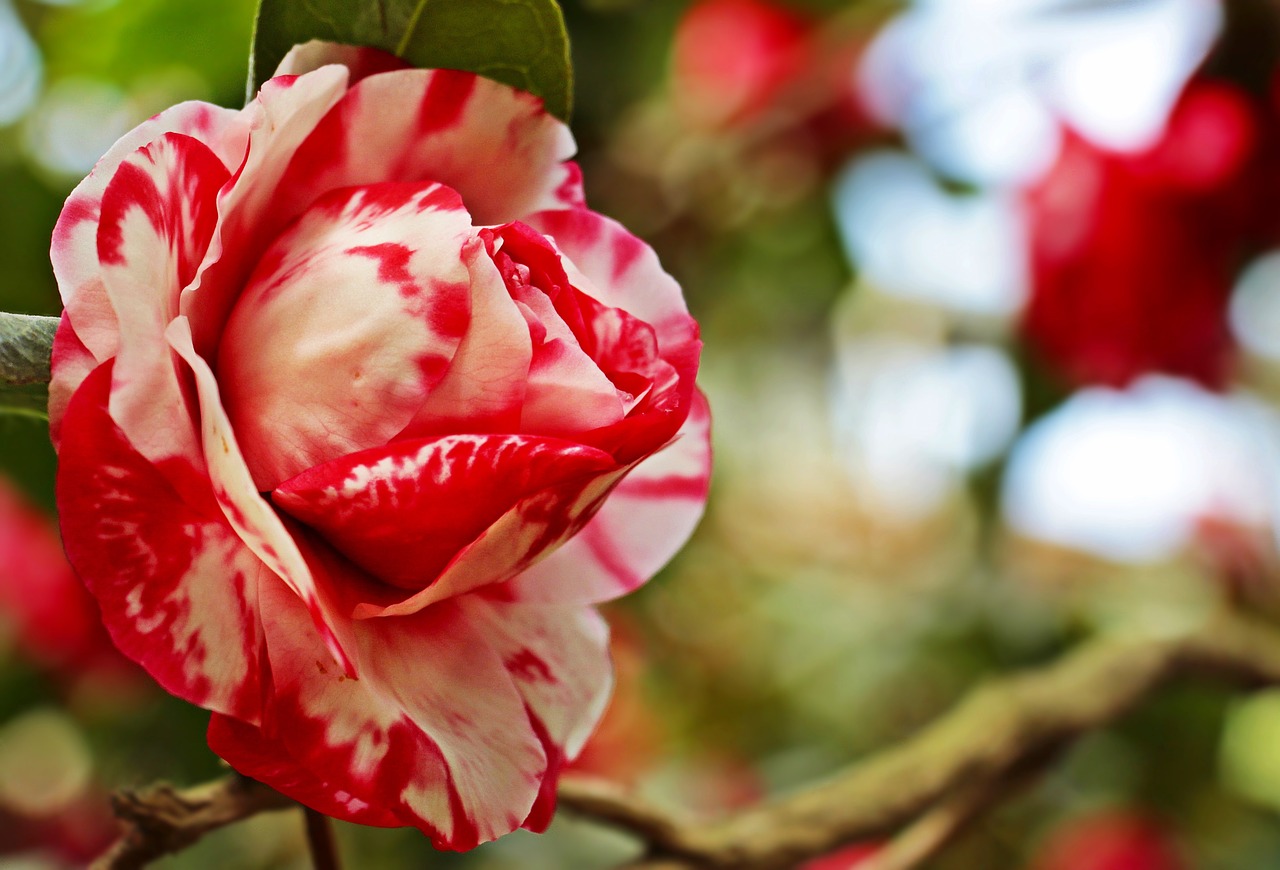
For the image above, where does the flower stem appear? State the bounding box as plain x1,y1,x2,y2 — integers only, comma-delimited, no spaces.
303,807,343,870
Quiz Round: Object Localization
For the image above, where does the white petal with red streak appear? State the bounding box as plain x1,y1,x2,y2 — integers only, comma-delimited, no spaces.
51,101,248,365
216,182,473,490
508,278,627,436
461,595,611,760
400,246,532,437
97,133,229,473
217,567,548,849
273,67,575,227
56,362,263,721
273,40,411,82
180,66,351,356
527,208,699,358
510,390,712,603
166,317,353,674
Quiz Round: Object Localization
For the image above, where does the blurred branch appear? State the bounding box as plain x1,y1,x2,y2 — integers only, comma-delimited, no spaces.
563,609,1280,869
91,774,295,870
91,609,1280,869
0,312,57,417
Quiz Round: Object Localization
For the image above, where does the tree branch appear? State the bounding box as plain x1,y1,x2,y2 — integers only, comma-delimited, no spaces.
562,609,1280,869
91,774,296,870
0,312,58,417
93,609,1280,869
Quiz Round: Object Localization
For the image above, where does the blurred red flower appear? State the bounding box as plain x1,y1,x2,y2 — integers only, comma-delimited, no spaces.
673,0,812,129
800,842,881,870
1023,78,1267,388
0,475,133,682
1027,810,1187,870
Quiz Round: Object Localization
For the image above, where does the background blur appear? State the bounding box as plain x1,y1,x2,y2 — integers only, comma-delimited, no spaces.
5,0,1280,867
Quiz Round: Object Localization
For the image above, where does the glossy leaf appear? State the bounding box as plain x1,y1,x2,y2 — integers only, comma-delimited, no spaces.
249,0,573,121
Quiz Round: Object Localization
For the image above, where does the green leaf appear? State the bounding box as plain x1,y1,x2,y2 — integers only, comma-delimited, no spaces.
248,0,573,121
0,314,58,419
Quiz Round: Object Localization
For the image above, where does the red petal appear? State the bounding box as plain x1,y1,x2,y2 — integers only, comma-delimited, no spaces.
56,362,264,720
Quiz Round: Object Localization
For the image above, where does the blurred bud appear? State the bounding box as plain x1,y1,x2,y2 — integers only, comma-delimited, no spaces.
0,475,140,690
1026,810,1187,870
672,0,811,130
799,842,881,870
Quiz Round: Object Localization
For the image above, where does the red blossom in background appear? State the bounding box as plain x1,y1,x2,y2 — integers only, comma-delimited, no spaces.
1027,811,1187,870
672,0,813,129
0,476,134,684
48,41,709,849
1022,78,1269,389
799,842,881,870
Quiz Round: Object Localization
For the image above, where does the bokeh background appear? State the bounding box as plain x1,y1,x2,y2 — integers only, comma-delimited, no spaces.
6,0,1280,867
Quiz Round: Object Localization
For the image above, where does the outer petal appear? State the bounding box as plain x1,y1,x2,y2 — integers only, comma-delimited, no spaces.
166,317,354,675
211,568,547,850
273,434,618,591
272,68,575,227
180,66,351,356
55,362,263,720
98,132,229,477
457,595,612,832
48,313,98,446
216,182,473,489
51,101,248,365
273,40,412,83
509,390,712,603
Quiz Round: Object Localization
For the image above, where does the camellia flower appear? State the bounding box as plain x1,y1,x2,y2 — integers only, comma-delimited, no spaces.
48,41,709,848
1022,78,1264,388
672,0,812,129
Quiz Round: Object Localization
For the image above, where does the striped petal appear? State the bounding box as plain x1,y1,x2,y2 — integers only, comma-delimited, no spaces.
458,595,612,832
215,182,474,490
526,207,700,365
51,101,248,366
274,434,618,592
55,362,263,720
210,567,547,850
48,313,97,446
166,317,354,676
98,132,229,477
180,66,352,356
510,390,712,603
272,67,575,228
398,245,532,437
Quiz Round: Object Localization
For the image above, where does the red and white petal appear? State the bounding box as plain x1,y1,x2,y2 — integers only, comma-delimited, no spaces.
51,101,248,364
166,317,354,675
509,390,712,604
458,595,612,831
272,68,575,228
357,463,629,618
180,66,351,356
526,208,700,361
506,278,627,436
216,182,473,490
273,433,618,591
98,133,229,474
56,362,263,720
214,570,547,849
531,160,587,212
399,246,532,437
48,313,98,447
273,39,411,83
